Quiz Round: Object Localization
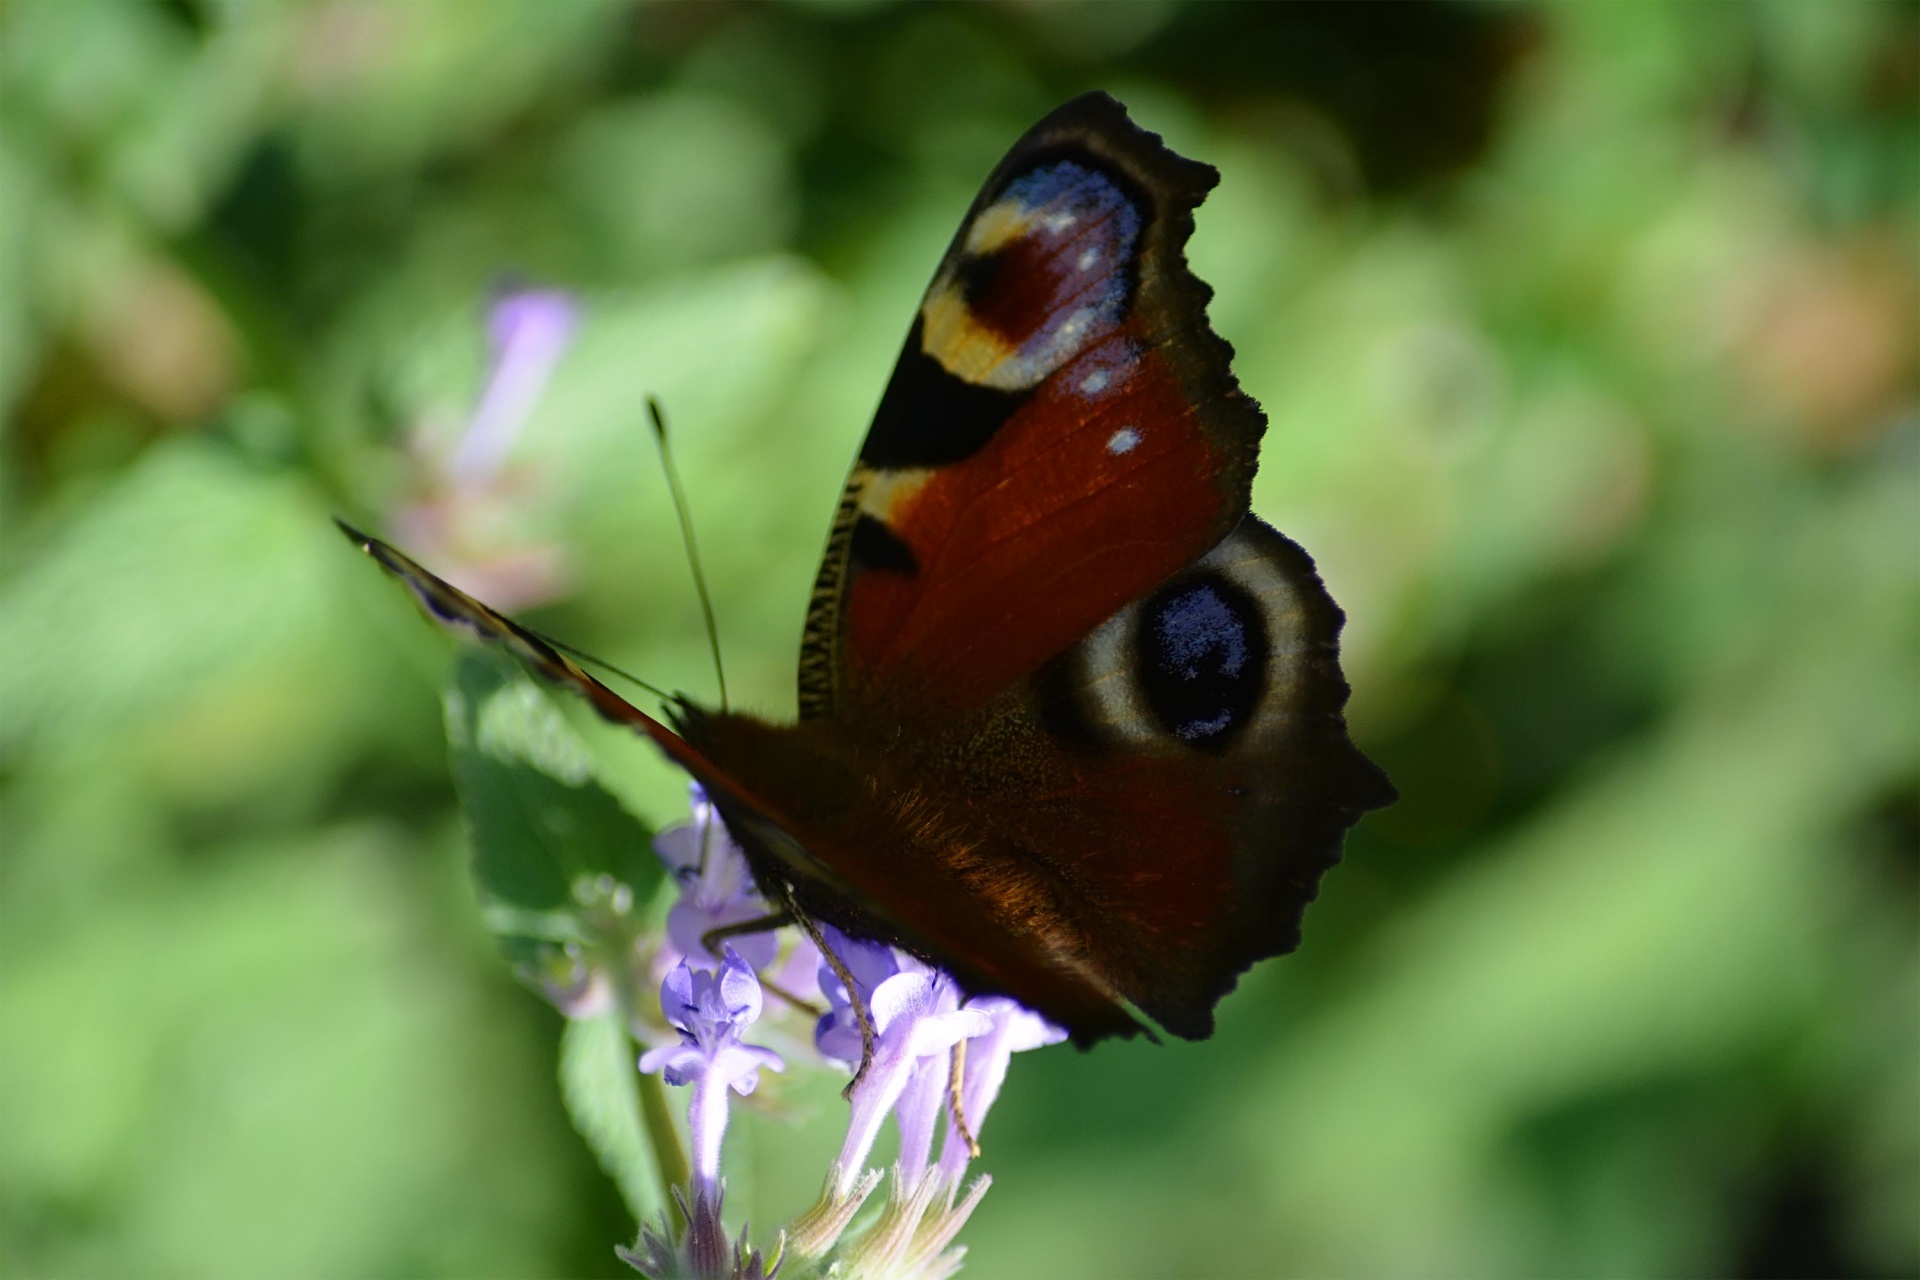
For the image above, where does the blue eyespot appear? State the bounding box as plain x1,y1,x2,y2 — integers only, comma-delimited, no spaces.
1135,574,1267,750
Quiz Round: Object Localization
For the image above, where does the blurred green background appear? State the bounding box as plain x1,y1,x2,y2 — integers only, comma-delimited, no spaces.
1,1,1915,1276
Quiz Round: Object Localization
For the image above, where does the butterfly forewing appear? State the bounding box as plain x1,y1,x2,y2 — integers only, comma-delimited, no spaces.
800,92,1264,721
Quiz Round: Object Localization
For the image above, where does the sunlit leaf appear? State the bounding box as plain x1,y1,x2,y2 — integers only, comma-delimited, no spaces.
559,1010,664,1226
442,650,661,915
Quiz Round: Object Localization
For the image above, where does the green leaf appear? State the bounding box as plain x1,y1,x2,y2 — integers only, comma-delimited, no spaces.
558,1011,665,1227
442,650,662,914
0,441,346,753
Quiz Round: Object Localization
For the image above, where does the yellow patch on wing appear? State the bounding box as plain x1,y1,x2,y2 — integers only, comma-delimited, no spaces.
919,284,1023,388
854,464,936,525
963,198,1046,255
916,194,1071,392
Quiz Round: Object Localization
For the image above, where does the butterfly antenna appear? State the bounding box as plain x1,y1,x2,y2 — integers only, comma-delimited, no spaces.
648,397,729,712
525,627,679,705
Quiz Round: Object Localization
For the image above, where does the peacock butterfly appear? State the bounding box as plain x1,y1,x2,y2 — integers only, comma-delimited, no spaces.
341,91,1394,1050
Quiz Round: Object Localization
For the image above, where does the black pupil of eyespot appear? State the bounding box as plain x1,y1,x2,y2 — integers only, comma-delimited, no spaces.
1136,573,1267,749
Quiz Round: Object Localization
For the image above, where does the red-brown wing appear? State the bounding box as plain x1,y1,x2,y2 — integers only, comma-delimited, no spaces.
798,92,1264,721
987,517,1396,1038
781,95,1392,1042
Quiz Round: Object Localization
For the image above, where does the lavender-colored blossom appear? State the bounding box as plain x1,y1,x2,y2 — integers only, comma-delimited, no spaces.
787,951,988,1265
623,945,785,1279
938,997,1066,1180
655,784,779,972
891,973,964,1184
451,287,579,485
390,285,577,610
828,968,992,1199
842,993,1062,1280
812,923,902,1067
627,783,1062,1276
764,929,825,1007
639,949,784,1195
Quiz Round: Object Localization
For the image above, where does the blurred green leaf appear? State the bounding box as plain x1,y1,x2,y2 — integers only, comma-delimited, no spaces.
0,825,582,1278
282,0,624,182
0,440,346,752
557,90,796,277
559,1010,664,1227
0,134,38,432
443,650,661,917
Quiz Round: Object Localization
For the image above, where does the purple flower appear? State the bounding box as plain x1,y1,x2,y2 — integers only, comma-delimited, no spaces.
390,285,578,610
828,967,992,1199
618,1184,779,1279
764,930,825,1007
451,287,578,486
638,949,784,1195
812,923,902,1067
825,992,1060,1277
938,996,1066,1180
655,785,779,972
788,953,989,1263
891,971,964,1184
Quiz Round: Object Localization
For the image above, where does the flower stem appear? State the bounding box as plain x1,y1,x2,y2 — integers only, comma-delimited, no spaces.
637,1071,692,1231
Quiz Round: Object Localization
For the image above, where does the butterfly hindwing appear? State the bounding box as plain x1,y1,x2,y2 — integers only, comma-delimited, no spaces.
990,516,1393,1036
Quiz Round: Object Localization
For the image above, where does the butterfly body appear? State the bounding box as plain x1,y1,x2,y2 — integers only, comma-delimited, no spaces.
344,91,1393,1049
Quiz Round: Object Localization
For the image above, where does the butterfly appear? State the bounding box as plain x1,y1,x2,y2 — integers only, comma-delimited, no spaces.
342,91,1394,1054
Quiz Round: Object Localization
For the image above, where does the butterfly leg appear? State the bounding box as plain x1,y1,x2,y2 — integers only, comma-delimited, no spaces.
698,910,824,1015
759,975,825,1020
948,1038,981,1159
779,885,877,1098
698,911,794,959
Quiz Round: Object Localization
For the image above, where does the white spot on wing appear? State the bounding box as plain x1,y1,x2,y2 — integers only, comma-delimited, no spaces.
1079,369,1110,396
1106,427,1142,455
1077,246,1101,271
